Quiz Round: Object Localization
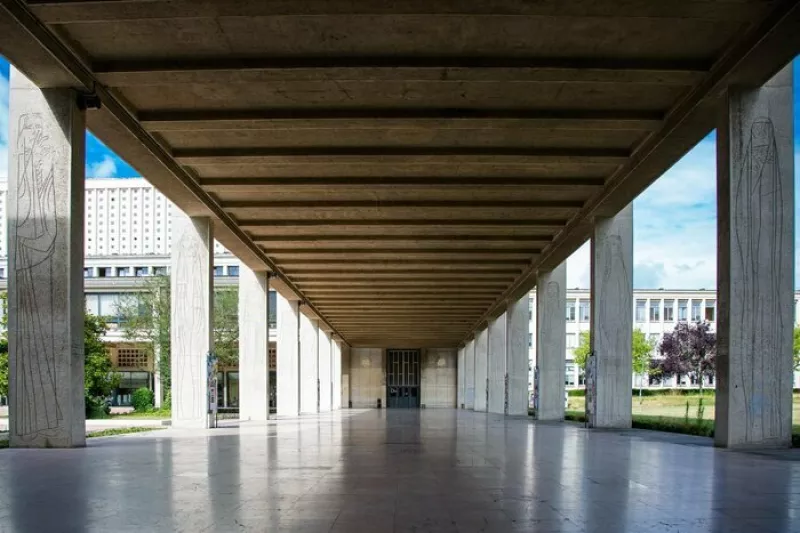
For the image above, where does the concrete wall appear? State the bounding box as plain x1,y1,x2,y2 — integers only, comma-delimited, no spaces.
421,348,457,408
350,348,385,408
341,344,351,408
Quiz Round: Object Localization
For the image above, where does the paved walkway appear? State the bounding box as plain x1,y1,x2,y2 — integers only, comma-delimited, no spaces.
0,409,798,532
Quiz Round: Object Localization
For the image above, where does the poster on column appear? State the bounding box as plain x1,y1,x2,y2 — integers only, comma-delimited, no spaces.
585,351,597,428
207,351,218,426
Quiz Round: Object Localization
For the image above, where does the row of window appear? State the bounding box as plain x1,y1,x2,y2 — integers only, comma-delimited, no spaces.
561,298,717,323
83,265,240,278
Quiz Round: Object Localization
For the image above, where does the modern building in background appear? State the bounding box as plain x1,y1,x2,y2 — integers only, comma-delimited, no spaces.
529,288,800,392
1,177,798,408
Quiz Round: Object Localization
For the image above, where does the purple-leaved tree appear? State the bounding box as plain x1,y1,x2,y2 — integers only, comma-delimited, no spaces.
652,321,716,394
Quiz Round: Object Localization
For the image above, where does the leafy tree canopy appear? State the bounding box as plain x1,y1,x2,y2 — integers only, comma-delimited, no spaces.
651,321,716,390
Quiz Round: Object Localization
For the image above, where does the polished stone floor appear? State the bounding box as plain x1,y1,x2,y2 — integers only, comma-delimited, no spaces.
1,409,799,532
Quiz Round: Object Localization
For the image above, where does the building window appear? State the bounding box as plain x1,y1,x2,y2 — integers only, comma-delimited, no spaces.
117,267,131,277
214,265,224,277
153,266,167,276
649,300,661,322
664,299,675,322
134,266,148,277
268,291,277,328
678,299,688,321
649,333,660,348
228,266,239,277
117,348,148,368
705,300,716,322
83,268,94,278
691,300,702,322
98,267,112,278
566,333,577,348
0,268,5,279
578,300,590,322
635,299,646,322
566,299,576,322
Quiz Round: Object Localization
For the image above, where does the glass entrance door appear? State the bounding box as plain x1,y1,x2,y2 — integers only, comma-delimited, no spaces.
386,349,421,408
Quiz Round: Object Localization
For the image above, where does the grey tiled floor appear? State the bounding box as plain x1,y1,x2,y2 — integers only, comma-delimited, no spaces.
1,409,800,532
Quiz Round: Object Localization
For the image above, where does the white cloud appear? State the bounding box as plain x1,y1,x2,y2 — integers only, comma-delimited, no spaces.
86,155,118,179
567,139,719,290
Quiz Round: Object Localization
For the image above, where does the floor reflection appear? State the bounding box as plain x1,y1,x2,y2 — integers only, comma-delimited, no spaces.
0,410,799,532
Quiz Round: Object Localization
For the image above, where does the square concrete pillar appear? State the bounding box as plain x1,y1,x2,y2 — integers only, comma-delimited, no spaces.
715,65,794,448
474,328,489,412
7,67,86,448
170,212,213,429
318,329,332,412
506,295,530,416
457,347,465,409
464,338,475,409
332,339,343,410
340,344,350,408
589,204,633,429
276,293,300,417
487,313,507,414
299,313,319,414
238,266,269,421
536,264,567,421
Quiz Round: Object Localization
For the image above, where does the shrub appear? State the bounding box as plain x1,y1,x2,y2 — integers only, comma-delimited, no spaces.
85,394,110,419
131,387,154,412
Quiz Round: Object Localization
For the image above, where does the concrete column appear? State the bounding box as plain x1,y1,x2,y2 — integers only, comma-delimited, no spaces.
276,293,300,417
506,295,530,416
536,264,567,421
170,212,213,429
487,313,507,414
464,338,475,409
332,340,343,410
457,347,465,409
238,266,269,421
715,65,794,448
589,204,634,429
318,329,332,411
7,68,86,448
299,313,319,414
340,344,350,408
474,328,489,412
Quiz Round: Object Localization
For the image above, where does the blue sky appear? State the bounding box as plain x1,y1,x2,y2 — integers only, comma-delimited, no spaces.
0,57,798,289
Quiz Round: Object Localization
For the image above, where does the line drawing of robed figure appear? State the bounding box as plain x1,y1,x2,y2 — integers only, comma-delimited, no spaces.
173,229,206,420
13,113,62,437
733,117,784,441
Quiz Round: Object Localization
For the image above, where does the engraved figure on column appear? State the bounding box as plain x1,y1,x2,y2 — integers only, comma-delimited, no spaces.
13,113,62,437
733,117,783,440
173,231,206,420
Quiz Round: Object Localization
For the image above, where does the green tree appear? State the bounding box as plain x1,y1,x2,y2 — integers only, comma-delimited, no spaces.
573,331,591,371
214,288,239,367
632,329,655,400
793,327,800,371
116,275,171,401
117,277,240,399
84,314,120,399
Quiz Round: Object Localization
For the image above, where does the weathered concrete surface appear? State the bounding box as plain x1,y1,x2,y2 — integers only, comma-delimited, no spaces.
340,343,351,408
421,348,457,408
7,67,86,448
506,295,530,416
238,266,269,421
276,294,300,417
487,313,507,414
464,339,475,409
299,313,319,414
318,329,332,412
536,263,567,421
457,347,465,409
350,348,384,408
333,340,343,409
590,204,633,429
170,212,213,429
715,64,795,449
474,328,489,412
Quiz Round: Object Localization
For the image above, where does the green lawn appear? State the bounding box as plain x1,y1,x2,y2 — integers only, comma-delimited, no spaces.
567,393,800,422
110,408,171,420
565,393,800,443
